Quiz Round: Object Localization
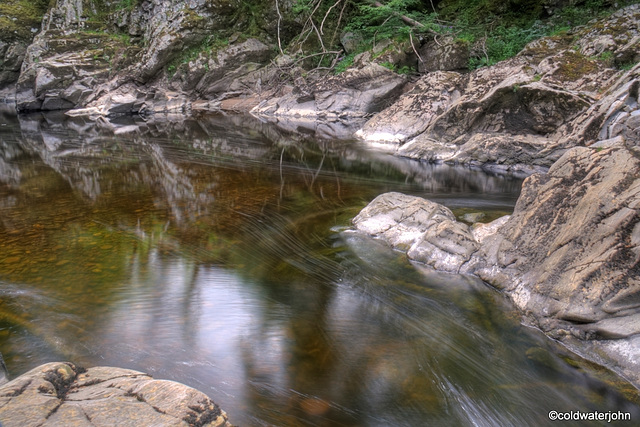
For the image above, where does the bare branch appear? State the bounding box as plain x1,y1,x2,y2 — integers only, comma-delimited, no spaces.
320,0,343,36
330,0,349,47
410,31,424,64
275,0,284,55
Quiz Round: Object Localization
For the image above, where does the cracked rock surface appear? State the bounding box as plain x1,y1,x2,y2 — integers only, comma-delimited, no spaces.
0,362,233,427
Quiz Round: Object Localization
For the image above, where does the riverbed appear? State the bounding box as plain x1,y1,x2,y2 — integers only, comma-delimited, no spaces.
1,109,638,426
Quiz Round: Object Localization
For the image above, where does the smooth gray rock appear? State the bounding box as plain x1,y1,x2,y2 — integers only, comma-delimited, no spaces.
0,362,233,427
352,192,479,273
252,64,407,119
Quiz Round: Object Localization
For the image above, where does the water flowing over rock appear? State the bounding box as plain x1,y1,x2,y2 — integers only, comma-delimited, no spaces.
0,362,234,426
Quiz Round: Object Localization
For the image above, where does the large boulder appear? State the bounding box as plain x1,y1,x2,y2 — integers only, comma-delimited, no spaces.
0,362,233,427
130,0,238,83
172,38,273,97
353,192,479,273
417,35,470,73
354,71,463,145
14,0,139,111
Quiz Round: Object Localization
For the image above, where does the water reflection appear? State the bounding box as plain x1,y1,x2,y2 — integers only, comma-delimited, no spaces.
0,110,638,425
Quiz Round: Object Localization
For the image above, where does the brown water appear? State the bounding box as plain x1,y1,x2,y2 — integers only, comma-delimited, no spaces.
1,109,639,426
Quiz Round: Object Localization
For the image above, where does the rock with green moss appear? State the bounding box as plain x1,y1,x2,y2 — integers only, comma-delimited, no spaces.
0,0,49,91
14,0,145,110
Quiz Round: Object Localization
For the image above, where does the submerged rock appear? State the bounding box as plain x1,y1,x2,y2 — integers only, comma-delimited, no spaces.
0,362,233,427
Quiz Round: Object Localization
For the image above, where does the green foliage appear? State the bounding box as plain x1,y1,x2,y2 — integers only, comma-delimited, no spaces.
618,60,638,71
598,51,614,61
379,61,396,71
116,0,139,11
346,0,439,48
281,0,640,74
334,53,355,74
438,0,640,70
293,0,313,14
397,65,413,74
0,0,50,41
378,60,413,75
480,23,548,67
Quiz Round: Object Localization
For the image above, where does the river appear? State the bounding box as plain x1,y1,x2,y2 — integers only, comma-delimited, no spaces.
0,108,638,426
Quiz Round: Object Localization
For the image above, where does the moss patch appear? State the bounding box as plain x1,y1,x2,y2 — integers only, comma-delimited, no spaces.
0,0,49,42
553,51,600,81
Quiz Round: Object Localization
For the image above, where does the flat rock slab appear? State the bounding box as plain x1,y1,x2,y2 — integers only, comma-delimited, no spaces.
0,362,233,427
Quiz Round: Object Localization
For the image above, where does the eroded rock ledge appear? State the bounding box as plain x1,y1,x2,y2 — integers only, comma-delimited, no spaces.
0,362,233,427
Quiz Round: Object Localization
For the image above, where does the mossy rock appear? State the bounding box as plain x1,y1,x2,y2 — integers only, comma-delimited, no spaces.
552,50,600,81
0,0,49,42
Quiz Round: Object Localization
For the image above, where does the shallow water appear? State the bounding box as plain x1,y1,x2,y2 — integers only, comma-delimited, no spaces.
0,110,638,426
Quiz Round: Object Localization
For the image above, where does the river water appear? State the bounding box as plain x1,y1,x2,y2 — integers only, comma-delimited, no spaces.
0,109,639,426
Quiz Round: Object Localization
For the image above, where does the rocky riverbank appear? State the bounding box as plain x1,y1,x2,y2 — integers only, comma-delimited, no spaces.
1,0,640,410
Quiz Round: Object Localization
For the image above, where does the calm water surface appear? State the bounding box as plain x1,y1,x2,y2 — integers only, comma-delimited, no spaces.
1,109,639,426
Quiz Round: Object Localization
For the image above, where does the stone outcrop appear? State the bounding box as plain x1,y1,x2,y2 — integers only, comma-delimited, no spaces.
15,0,137,111
252,63,408,120
16,29,132,111
0,0,49,95
9,0,278,114
0,362,233,427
